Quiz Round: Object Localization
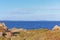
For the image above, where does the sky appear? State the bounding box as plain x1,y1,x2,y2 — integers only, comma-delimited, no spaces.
0,0,60,21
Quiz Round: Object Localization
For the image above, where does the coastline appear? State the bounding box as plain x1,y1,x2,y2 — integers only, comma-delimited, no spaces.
0,23,60,40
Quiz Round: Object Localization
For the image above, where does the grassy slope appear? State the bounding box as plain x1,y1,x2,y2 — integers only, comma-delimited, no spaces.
0,29,60,40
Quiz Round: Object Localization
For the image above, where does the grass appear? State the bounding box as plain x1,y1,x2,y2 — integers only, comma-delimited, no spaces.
0,28,60,40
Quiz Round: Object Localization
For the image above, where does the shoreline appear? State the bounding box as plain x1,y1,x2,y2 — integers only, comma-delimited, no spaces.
0,23,60,40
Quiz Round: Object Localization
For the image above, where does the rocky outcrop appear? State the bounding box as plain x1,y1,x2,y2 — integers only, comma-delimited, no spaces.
0,23,8,37
0,23,7,32
52,25,60,30
10,28,27,33
10,28,20,32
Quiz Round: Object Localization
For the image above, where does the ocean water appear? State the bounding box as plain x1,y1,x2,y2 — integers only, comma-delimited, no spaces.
0,21,60,30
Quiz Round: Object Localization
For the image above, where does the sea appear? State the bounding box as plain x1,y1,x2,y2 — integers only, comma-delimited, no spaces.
0,21,60,30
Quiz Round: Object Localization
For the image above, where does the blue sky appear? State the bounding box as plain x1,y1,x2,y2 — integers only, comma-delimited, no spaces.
0,0,60,21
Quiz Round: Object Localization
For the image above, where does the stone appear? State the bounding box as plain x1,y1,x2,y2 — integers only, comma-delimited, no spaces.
52,25,60,30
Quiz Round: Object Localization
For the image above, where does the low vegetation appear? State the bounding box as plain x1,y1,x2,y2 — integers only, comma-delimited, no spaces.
0,29,60,40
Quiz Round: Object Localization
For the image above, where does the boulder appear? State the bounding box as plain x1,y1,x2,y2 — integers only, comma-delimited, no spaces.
0,23,7,32
52,25,60,30
10,28,27,32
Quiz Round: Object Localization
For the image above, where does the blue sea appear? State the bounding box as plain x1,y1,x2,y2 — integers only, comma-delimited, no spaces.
0,21,60,30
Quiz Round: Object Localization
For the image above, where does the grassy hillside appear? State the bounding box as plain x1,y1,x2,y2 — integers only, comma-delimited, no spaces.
0,28,60,40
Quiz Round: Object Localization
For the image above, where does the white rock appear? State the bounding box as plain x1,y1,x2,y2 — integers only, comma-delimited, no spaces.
52,25,60,30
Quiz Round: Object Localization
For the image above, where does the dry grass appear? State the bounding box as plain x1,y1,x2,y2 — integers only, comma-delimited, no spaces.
0,28,60,40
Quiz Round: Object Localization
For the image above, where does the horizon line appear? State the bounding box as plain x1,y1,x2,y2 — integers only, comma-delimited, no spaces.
0,20,60,21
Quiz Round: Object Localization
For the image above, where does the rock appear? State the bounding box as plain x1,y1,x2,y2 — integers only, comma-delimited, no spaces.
10,28,20,32
52,25,60,30
0,23,8,37
5,31,13,38
10,28,27,32
0,23,7,32
0,32,3,36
